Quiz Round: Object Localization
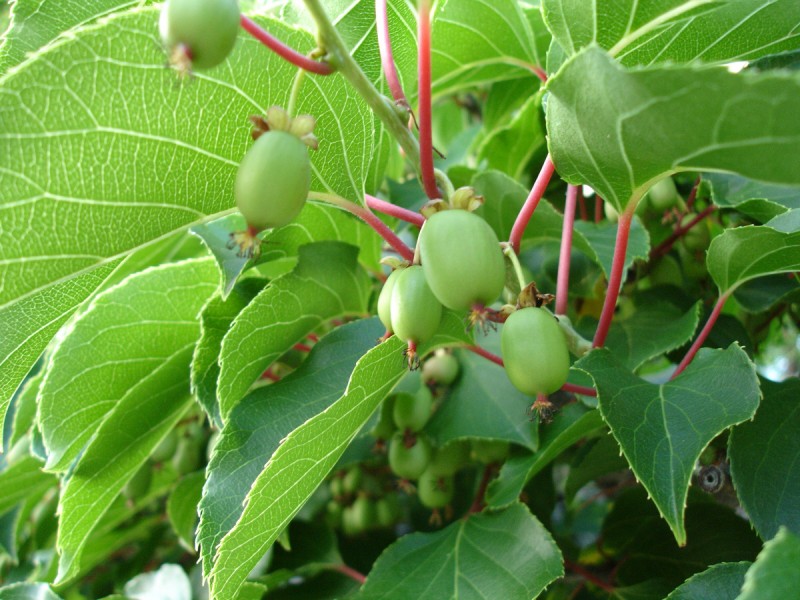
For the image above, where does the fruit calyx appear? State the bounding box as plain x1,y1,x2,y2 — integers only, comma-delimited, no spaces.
250,106,318,149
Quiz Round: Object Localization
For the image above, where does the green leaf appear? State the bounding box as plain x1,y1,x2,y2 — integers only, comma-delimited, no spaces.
198,318,383,575
602,301,700,370
191,282,262,427
546,46,800,211
574,217,650,282
0,9,378,432
0,455,54,516
729,378,800,540
705,173,800,223
706,225,800,296
542,0,800,67
577,345,761,544
665,562,750,600
217,242,372,419
167,471,205,552
208,312,471,599
602,487,762,587
431,0,548,97
39,259,219,471
9,371,42,448
542,0,721,59
476,93,546,181
0,261,121,449
565,431,629,502
425,345,539,451
737,528,800,600
616,0,800,67
487,404,604,507
0,584,63,600
357,504,563,599
0,0,146,73
733,275,800,313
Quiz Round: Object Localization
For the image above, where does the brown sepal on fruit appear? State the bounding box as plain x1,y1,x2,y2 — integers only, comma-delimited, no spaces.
517,281,555,309
403,340,420,370
249,106,318,149
528,394,556,424
168,43,194,80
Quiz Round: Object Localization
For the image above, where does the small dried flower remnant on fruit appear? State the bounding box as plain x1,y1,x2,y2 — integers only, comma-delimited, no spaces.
160,0,240,73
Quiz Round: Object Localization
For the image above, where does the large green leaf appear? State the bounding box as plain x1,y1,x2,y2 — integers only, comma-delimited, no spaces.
577,345,761,545
546,46,800,211
665,562,750,600
486,404,604,507
729,378,800,540
0,262,120,449
208,312,471,599
705,173,800,223
198,318,383,575
0,0,145,73
737,528,800,600
0,455,54,516
0,9,377,432
602,301,700,370
217,242,372,419
48,260,218,582
706,225,800,296
431,0,549,97
357,504,563,599
38,259,219,471
542,0,800,67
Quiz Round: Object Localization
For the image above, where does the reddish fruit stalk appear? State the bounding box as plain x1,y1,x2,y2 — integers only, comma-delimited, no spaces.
672,292,731,378
240,16,333,75
375,0,408,106
366,194,425,227
509,155,556,254
417,0,439,199
593,208,634,348
649,204,717,260
556,185,580,315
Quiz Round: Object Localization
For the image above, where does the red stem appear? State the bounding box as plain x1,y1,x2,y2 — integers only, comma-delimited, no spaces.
578,193,588,222
672,292,731,378
468,346,597,397
556,185,579,315
365,194,425,227
293,343,313,353
376,0,408,106
564,559,615,593
348,204,415,262
593,209,634,348
468,464,496,514
240,16,333,75
649,204,717,260
330,563,367,584
685,176,701,211
417,0,439,199
509,155,556,254
594,195,603,223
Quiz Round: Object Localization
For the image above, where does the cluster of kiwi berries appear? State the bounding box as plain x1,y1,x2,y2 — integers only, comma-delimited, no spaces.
325,350,512,531
161,0,574,406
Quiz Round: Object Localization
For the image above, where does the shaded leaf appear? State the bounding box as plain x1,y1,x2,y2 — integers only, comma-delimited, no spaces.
0,456,54,516
426,345,539,451
706,225,800,295
665,562,750,600
431,0,548,97
729,378,800,540
217,242,371,419
577,345,760,544
575,216,650,282
487,404,604,507
733,275,800,313
167,471,205,552
208,312,471,598
737,528,800,600
705,173,800,223
547,47,800,211
358,504,563,600
0,584,63,600
198,318,383,575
